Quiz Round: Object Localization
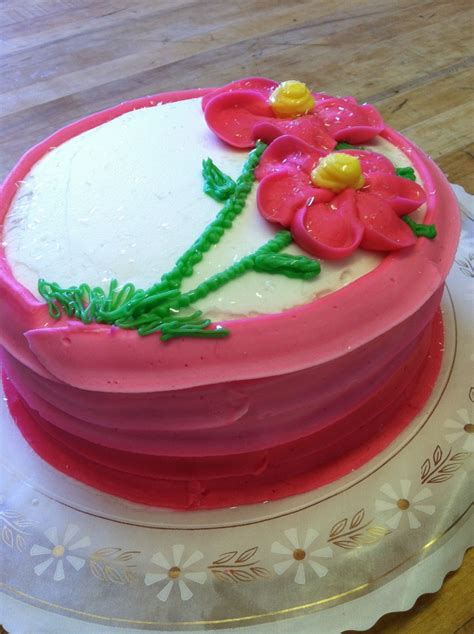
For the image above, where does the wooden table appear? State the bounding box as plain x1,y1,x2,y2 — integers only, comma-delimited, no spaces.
0,1,472,632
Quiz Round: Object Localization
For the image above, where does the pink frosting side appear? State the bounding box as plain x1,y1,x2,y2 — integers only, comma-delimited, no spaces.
1,289,441,458
2,312,443,509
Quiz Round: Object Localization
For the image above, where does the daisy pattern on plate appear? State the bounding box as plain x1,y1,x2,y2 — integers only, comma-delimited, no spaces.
444,408,474,452
30,523,91,581
375,480,435,530
144,545,207,602
271,527,332,585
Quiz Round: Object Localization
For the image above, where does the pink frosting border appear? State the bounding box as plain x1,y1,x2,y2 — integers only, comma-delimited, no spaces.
0,88,461,393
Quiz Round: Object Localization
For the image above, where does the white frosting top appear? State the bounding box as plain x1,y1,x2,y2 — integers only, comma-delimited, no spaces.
3,97,414,319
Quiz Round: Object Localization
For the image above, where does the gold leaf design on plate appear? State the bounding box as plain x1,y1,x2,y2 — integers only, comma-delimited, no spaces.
350,508,365,529
88,547,140,585
329,518,348,538
0,507,36,552
208,546,271,583
420,445,469,485
328,509,390,550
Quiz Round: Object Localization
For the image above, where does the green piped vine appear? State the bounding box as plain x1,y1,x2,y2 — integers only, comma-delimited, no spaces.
38,142,321,341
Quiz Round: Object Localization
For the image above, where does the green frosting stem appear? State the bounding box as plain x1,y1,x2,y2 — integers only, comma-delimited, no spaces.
402,215,437,238
182,230,294,306
160,141,267,292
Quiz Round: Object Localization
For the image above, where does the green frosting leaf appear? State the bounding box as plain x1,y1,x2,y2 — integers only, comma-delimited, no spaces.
253,253,321,280
402,215,437,239
395,166,416,181
202,158,236,201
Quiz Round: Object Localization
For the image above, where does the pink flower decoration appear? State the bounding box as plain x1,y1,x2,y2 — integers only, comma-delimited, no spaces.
202,77,384,150
256,135,426,259
312,96,385,144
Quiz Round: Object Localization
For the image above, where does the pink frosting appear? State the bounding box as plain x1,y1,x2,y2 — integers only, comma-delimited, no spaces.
2,311,443,509
0,86,461,510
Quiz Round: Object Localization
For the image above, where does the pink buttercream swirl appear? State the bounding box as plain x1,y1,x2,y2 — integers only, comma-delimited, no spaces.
202,77,384,150
254,135,427,259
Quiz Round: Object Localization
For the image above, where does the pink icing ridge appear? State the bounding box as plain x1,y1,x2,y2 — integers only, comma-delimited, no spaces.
0,88,460,397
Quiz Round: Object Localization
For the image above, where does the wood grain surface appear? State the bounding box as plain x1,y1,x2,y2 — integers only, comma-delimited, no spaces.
0,1,473,632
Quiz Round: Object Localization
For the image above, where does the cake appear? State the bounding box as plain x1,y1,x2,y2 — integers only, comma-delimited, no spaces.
0,78,460,510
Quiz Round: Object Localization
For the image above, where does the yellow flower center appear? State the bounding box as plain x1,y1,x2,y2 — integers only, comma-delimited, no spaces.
269,80,315,118
52,545,65,557
311,153,365,193
292,548,306,561
397,498,410,510
168,566,181,579
464,423,474,433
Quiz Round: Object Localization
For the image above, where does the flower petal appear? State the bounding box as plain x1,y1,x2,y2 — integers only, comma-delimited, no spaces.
157,580,174,602
30,545,53,557
53,559,65,582
284,528,300,549
375,500,397,511
172,544,185,567
204,90,274,148
365,174,426,214
201,77,278,110
294,562,306,585
33,557,54,576
273,559,295,575
65,555,85,571
291,189,364,259
44,526,59,546
338,149,395,175
253,115,336,152
308,559,329,578
184,571,207,584
178,579,193,601
314,97,384,143
255,135,325,180
182,550,204,569
151,551,171,570
407,511,421,530
62,524,80,546
356,191,417,251
271,542,293,556
257,170,327,227
302,528,319,550
68,536,91,551
379,483,399,500
144,572,168,586
385,511,403,530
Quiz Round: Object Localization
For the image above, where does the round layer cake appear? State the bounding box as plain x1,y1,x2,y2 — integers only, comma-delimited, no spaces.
0,78,460,509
